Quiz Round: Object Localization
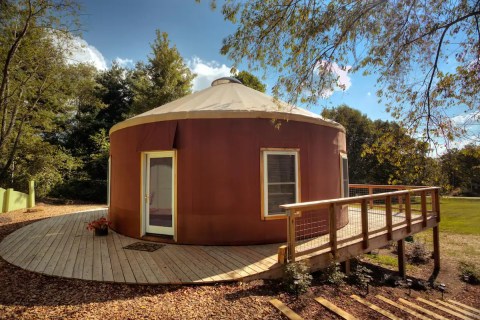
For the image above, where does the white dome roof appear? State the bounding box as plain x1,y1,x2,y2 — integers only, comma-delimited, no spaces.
110,78,344,134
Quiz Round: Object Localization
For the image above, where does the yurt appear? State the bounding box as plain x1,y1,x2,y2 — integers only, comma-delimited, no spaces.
108,77,348,245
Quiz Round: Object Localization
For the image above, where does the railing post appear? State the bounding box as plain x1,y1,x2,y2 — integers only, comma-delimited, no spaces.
287,209,297,262
361,199,369,250
329,204,338,257
385,195,393,241
433,189,441,222
398,194,404,213
405,192,412,233
421,191,427,228
368,187,374,209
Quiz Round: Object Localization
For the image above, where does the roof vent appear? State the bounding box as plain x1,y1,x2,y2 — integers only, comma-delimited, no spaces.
211,77,242,86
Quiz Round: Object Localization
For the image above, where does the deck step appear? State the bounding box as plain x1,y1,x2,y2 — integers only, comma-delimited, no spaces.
351,294,401,320
398,298,448,320
269,299,304,320
435,300,480,319
315,297,356,320
447,300,480,315
416,297,474,320
376,295,432,320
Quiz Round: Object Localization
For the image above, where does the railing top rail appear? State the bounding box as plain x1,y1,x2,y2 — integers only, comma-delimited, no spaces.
349,184,429,189
280,186,440,211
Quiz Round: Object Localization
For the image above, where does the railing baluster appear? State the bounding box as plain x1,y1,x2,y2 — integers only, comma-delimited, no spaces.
385,195,392,241
287,209,296,262
421,191,427,228
435,189,441,222
361,199,369,249
368,187,374,209
329,204,337,257
405,193,412,233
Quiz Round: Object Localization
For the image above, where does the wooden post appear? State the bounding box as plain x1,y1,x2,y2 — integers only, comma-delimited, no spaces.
28,180,35,208
329,204,338,258
4,188,12,213
278,245,287,264
433,226,440,273
405,192,412,233
398,194,404,213
361,199,369,250
434,189,441,223
341,259,351,275
397,238,406,278
368,186,374,209
385,195,393,241
287,210,297,262
421,191,427,228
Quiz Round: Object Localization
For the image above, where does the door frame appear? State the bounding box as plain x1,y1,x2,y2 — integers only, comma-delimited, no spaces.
140,150,177,240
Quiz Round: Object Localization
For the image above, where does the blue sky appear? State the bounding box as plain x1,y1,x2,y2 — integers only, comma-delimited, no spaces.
75,0,389,122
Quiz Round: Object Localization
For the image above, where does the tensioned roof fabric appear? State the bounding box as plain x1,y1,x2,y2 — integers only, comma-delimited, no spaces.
109,78,345,134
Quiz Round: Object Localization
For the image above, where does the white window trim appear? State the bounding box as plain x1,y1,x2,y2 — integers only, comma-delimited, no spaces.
262,150,300,218
340,153,349,197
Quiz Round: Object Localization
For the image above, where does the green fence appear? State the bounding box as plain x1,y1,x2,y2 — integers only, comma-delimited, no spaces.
1,181,35,213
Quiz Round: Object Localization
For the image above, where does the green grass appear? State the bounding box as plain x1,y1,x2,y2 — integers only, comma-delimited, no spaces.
438,197,480,235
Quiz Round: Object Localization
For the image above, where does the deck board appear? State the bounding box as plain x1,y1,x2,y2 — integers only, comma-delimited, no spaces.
0,208,437,285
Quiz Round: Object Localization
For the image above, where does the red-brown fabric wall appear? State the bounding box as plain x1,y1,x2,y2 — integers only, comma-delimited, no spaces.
110,118,347,245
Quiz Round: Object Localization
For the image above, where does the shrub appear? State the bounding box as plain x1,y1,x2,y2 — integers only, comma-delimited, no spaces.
283,261,312,295
320,263,345,286
348,264,373,289
407,242,430,264
459,261,480,285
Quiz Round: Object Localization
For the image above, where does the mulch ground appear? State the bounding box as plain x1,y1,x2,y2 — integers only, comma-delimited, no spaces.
0,203,478,319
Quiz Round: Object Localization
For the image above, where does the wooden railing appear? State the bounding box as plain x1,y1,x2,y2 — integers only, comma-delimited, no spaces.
280,185,441,263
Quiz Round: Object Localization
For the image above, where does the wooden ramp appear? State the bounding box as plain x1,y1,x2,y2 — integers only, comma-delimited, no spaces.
0,209,282,284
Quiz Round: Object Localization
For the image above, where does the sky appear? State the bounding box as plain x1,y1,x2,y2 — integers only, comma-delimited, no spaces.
73,0,387,121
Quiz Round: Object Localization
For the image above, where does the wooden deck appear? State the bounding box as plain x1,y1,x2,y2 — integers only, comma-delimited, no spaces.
0,209,282,284
0,205,437,284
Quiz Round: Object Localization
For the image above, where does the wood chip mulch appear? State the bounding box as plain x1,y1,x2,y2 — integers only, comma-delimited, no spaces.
0,203,478,319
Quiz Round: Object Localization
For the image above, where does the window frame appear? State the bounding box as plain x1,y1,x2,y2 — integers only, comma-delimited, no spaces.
260,148,300,220
340,152,349,198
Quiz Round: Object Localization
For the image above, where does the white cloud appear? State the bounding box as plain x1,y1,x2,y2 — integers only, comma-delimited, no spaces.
114,57,134,68
367,92,371,96
52,33,107,70
187,57,231,91
317,61,352,98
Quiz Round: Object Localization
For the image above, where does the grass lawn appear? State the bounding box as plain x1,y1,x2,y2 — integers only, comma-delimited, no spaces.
437,197,480,235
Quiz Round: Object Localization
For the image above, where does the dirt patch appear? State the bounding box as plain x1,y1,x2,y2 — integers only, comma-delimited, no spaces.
0,204,479,319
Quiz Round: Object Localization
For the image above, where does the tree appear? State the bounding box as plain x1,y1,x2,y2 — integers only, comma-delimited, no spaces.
323,105,435,186
216,0,480,145
322,105,374,183
131,30,195,115
441,144,480,195
0,0,80,192
233,70,266,92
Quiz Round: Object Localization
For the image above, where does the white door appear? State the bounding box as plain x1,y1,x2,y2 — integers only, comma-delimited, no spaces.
144,151,175,236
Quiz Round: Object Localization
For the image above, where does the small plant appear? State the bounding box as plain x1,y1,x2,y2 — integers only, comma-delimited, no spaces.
322,263,345,286
283,261,312,295
87,217,111,231
459,261,480,285
407,241,430,264
348,264,373,289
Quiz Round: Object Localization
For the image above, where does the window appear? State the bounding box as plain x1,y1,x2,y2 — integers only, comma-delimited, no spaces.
262,149,299,217
340,153,349,197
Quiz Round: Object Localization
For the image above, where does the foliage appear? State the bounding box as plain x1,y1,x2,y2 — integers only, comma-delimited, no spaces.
459,261,480,285
131,30,195,115
318,262,345,286
283,261,312,295
322,105,440,186
440,145,480,196
0,0,82,194
233,70,266,92
216,0,480,145
347,264,373,288
86,217,111,231
407,241,431,265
